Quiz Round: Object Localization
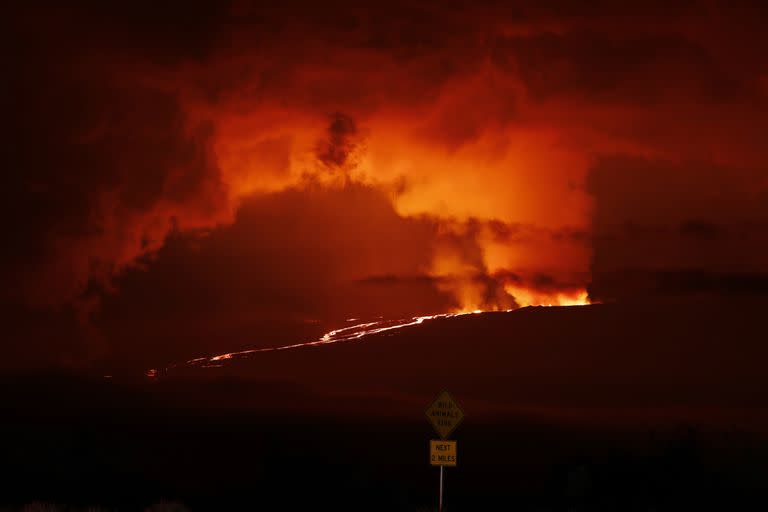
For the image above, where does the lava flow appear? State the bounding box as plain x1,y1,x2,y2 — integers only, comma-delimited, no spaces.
147,294,591,378
147,310,488,377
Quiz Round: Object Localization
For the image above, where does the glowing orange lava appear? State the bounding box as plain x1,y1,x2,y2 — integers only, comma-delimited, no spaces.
504,286,591,308
147,297,591,377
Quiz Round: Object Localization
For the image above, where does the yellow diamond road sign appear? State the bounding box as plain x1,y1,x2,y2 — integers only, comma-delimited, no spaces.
425,391,464,439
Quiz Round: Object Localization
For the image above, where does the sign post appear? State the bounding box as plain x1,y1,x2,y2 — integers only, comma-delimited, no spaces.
425,391,464,512
439,463,444,511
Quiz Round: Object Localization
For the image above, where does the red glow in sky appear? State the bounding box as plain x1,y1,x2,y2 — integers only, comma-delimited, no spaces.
6,1,768,369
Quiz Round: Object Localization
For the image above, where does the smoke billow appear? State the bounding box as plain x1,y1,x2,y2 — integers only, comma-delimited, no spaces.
317,113,359,170
7,1,768,367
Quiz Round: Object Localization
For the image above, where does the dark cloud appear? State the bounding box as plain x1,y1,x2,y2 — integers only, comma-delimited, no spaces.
656,270,768,296
358,274,443,286
485,220,523,242
590,269,768,302
492,270,587,298
6,80,228,307
679,219,722,240
316,112,359,168
499,32,744,103
588,156,768,302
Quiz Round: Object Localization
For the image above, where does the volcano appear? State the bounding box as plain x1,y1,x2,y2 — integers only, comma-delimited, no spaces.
5,297,768,510
152,298,768,430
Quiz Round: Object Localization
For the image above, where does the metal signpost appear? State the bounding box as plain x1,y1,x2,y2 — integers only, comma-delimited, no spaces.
425,391,464,512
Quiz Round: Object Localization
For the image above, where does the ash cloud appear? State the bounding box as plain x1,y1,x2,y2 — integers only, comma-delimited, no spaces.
316,112,359,169
6,1,768,367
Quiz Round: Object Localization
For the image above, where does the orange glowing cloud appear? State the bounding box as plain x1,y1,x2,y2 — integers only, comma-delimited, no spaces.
153,39,599,311
9,2,768,368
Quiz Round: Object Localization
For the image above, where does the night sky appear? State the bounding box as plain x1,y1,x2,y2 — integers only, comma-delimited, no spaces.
6,1,768,371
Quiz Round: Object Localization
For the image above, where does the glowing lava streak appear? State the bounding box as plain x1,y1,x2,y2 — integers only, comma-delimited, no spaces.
146,299,590,377
147,311,484,376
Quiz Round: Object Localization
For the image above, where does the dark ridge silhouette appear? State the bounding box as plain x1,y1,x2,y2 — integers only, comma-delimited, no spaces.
2,298,767,510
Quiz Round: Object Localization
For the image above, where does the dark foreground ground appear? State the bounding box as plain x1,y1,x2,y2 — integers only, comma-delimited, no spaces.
3,299,768,510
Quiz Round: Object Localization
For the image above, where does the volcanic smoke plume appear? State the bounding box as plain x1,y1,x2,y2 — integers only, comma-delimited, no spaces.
6,1,768,368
